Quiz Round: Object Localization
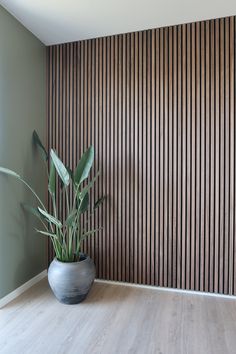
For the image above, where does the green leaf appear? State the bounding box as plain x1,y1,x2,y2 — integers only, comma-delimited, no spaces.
0,167,46,212
32,130,48,161
81,227,102,241
38,207,62,228
94,195,106,210
35,229,58,238
58,166,73,189
0,167,20,179
79,193,89,213
66,166,73,181
21,203,41,219
80,171,100,200
74,146,94,185
50,149,70,186
65,209,77,226
48,157,56,196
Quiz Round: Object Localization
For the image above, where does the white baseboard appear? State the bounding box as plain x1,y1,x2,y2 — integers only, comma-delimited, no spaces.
0,269,47,309
1,272,234,309
95,279,236,300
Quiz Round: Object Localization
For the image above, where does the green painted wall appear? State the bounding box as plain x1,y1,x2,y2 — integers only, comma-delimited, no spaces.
0,6,46,298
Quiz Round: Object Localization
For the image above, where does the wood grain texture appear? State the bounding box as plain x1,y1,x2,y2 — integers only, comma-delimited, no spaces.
1,280,236,354
47,16,236,294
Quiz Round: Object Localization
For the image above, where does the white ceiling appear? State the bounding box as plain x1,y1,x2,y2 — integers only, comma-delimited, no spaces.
0,0,235,45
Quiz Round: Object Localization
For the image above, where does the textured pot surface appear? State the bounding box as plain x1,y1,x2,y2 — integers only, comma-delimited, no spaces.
48,254,96,304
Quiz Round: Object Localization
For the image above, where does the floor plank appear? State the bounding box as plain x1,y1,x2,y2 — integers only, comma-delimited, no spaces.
0,279,236,354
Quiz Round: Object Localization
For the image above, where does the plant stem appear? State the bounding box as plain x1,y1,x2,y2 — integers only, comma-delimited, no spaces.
20,178,47,211
65,187,70,215
20,177,55,234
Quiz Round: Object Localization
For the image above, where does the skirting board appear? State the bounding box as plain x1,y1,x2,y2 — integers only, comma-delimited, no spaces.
95,279,236,300
0,269,47,309
1,271,235,309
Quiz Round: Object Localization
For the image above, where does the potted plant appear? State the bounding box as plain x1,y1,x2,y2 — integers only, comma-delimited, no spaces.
0,131,105,304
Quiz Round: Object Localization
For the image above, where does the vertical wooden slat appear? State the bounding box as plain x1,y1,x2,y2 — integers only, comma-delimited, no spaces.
105,37,110,279
94,38,99,271
163,27,168,287
130,32,135,283
123,33,128,282
142,31,147,284
177,24,182,289
116,35,121,281
151,29,156,286
134,31,139,284
113,35,118,280
110,36,114,280
214,19,220,293
219,18,225,294
102,37,106,278
186,23,191,290
146,30,151,285
229,17,235,295
47,16,236,295
138,31,143,284
182,23,187,290
209,20,215,293
205,20,210,292
97,38,103,277
224,18,230,294
159,27,164,286
232,17,236,295
172,26,177,288
90,40,95,263
47,46,53,262
155,28,160,286
195,21,201,291
168,26,173,288
200,21,206,292
190,23,196,290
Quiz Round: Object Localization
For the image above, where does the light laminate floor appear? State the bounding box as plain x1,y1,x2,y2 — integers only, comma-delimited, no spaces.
0,279,236,354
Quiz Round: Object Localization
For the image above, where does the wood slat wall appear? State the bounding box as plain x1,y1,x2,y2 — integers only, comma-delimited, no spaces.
47,16,236,294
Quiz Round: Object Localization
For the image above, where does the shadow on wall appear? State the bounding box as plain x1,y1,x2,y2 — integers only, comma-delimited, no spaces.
0,143,46,298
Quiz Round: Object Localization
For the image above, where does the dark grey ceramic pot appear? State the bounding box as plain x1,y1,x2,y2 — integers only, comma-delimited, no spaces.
48,254,96,305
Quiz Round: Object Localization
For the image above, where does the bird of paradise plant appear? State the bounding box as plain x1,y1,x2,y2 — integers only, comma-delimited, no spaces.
0,131,105,262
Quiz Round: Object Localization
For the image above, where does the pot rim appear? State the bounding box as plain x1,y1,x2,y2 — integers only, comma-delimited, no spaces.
52,253,89,265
